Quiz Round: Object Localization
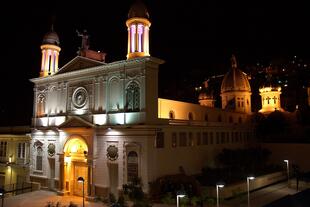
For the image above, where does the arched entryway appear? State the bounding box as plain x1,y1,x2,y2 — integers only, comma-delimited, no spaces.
63,137,88,196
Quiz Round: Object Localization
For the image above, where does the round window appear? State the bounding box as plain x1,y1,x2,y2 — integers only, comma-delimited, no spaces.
72,87,88,108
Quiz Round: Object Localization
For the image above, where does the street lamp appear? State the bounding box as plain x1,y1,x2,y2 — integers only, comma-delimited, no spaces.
216,184,224,207
0,188,4,207
284,159,289,186
77,177,85,207
247,176,255,207
176,192,185,207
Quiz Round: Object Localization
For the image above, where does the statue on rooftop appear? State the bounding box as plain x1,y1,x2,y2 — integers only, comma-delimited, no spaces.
76,29,90,50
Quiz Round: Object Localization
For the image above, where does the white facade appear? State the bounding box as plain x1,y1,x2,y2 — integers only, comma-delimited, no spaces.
28,3,254,198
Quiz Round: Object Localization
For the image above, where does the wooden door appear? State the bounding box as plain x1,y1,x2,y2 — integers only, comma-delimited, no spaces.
73,163,88,196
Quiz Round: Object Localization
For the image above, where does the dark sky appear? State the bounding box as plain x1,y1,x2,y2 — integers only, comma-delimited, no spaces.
1,1,309,126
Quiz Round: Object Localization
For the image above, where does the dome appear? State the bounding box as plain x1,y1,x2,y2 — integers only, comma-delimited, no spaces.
221,55,251,93
128,1,149,19
42,31,60,46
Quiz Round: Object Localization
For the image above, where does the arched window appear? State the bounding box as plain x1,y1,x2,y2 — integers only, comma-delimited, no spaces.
126,82,140,111
127,151,138,182
37,94,45,117
169,111,175,119
36,146,43,171
188,112,193,120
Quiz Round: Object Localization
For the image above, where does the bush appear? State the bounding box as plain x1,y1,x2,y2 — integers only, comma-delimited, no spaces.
123,177,151,207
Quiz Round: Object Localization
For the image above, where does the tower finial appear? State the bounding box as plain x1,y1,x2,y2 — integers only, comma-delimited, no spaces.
50,15,56,32
231,54,237,69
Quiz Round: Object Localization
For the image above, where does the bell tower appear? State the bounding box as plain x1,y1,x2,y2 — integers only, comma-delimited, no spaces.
126,1,151,59
40,26,61,77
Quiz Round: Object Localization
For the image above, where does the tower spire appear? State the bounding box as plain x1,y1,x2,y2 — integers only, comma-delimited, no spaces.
231,54,238,69
40,26,61,77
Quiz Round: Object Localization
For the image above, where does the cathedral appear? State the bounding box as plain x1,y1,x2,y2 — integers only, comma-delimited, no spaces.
29,1,256,198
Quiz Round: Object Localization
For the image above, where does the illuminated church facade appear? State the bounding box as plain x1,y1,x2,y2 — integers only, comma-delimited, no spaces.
29,2,254,198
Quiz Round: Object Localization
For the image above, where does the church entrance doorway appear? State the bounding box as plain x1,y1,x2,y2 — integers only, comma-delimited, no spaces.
63,137,88,196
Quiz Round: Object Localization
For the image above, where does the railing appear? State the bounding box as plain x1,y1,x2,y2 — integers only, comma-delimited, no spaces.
0,182,32,196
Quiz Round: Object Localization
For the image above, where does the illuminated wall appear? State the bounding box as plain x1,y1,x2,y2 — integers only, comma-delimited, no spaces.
0,134,31,187
259,86,283,113
158,98,249,123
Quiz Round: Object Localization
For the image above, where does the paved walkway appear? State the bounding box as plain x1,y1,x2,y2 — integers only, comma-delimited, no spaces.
223,181,300,207
1,180,305,207
2,190,105,207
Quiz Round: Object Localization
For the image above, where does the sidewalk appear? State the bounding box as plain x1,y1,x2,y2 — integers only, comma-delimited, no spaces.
222,181,299,207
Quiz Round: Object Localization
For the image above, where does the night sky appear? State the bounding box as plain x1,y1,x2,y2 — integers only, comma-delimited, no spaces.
1,1,309,126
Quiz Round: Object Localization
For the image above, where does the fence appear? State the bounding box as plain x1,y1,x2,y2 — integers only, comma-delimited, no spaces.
0,182,33,196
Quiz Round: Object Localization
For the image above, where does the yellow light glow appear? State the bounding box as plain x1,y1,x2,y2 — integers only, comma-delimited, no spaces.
64,156,71,163
71,144,78,153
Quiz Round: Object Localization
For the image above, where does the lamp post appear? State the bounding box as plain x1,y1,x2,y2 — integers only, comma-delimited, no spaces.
284,159,289,187
0,188,4,207
247,176,255,207
216,184,224,207
77,177,85,207
176,193,185,207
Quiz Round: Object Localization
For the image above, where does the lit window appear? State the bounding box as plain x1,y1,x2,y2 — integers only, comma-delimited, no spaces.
126,82,140,111
36,146,43,171
137,24,144,52
18,143,26,158
130,24,136,52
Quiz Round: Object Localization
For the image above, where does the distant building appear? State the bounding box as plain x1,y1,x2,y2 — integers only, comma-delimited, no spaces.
0,126,31,189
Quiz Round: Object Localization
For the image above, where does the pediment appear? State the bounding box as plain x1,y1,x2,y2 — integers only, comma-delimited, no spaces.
58,116,94,128
56,56,105,75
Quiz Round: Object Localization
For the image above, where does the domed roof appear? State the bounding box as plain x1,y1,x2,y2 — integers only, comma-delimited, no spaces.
221,55,251,93
42,31,60,46
128,1,149,19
